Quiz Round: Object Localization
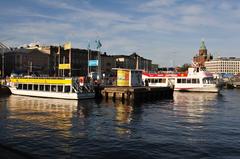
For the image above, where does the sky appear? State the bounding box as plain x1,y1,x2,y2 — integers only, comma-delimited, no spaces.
0,0,240,66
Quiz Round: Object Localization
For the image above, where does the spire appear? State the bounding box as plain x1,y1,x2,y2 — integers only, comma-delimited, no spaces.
199,39,207,50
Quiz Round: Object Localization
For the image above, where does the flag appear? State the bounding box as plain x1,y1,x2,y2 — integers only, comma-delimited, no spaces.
64,42,71,50
95,40,102,49
87,42,90,50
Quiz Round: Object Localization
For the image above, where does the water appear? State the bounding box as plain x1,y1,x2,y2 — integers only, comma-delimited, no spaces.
1,90,240,158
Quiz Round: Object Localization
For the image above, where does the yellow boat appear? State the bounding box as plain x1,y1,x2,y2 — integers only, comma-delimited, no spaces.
8,77,95,100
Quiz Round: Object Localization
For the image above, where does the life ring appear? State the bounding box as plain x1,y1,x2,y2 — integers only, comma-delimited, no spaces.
79,77,84,86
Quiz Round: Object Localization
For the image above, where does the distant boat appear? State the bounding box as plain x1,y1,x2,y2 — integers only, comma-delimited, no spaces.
7,76,95,99
142,67,220,93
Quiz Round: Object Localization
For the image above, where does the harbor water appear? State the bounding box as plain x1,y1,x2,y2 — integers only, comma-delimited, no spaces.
0,89,240,158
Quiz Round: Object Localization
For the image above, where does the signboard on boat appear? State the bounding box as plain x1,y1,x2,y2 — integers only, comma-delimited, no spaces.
59,64,71,69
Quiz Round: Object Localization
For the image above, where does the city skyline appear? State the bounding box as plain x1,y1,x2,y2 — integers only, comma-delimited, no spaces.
1,0,240,66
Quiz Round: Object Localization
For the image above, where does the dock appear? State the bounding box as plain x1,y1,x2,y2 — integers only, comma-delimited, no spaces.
101,86,173,101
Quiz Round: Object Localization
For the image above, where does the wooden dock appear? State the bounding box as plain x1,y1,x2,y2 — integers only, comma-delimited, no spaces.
101,86,173,101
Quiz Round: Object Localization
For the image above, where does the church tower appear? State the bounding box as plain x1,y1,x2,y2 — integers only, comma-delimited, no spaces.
199,40,207,56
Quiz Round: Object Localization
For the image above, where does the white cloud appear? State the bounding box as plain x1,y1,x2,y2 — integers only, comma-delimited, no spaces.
1,0,240,65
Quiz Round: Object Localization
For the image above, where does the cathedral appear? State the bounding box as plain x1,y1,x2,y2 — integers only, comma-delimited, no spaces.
193,40,213,67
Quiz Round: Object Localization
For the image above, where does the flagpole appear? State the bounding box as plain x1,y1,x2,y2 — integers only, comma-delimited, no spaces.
88,48,90,77
98,48,101,80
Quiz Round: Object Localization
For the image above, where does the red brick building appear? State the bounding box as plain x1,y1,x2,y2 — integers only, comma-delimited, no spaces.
193,40,213,67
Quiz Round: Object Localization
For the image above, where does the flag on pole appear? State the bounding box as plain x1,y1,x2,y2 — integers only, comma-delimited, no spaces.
64,42,71,50
95,40,102,49
87,42,90,50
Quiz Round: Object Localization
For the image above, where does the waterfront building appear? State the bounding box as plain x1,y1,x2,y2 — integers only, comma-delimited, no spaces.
193,40,213,67
205,57,240,75
4,48,50,76
115,53,152,72
50,46,116,78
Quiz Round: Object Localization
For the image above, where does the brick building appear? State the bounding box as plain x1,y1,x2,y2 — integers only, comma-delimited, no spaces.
193,40,213,67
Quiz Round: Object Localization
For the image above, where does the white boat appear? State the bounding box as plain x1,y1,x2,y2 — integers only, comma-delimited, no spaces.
142,67,220,93
8,77,95,99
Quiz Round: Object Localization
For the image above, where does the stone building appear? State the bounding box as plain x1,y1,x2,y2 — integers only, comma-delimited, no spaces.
205,57,240,75
115,53,152,72
49,46,116,77
4,48,50,76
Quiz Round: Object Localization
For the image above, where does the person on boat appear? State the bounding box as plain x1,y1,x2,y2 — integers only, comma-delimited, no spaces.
145,79,149,86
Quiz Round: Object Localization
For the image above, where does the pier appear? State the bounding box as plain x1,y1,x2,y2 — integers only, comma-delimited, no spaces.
101,86,173,101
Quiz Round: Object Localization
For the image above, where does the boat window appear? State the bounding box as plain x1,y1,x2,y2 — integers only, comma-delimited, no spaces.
58,86,63,92
187,79,191,83
203,78,214,84
196,79,200,84
17,84,23,89
151,79,155,83
64,86,71,93
147,79,150,83
192,79,197,84
162,79,166,83
28,84,33,90
177,79,181,83
154,79,158,83
23,84,27,90
34,84,38,91
182,79,186,83
51,85,56,92
45,85,50,91
40,85,44,91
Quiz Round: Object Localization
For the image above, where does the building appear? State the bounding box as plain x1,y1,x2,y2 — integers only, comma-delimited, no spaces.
4,48,50,76
193,40,213,67
205,57,240,75
115,53,152,72
101,53,116,77
50,46,116,78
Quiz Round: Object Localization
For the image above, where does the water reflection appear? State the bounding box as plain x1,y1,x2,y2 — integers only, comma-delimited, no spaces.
173,92,219,124
5,96,80,138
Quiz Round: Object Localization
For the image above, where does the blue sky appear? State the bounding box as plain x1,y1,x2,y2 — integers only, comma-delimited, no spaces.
1,0,240,66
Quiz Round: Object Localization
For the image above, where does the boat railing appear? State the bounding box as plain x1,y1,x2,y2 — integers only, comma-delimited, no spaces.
11,76,72,80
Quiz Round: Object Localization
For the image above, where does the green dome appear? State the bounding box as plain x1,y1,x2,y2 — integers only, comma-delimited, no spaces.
200,40,207,50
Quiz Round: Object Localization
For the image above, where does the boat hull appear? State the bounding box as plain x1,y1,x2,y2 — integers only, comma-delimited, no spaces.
9,87,95,100
174,87,220,93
